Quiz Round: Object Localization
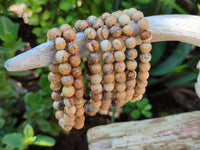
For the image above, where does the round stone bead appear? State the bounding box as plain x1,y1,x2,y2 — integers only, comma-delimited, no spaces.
64,105,76,116
103,91,113,99
54,37,66,50
91,100,102,108
78,20,90,31
91,18,104,30
63,114,75,127
89,63,102,74
137,80,148,88
114,51,125,62
91,74,102,85
126,80,136,89
63,30,76,41
103,83,114,92
116,91,126,100
138,71,149,80
131,11,144,23
115,72,126,83
50,82,61,91
71,66,82,79
101,12,111,21
63,97,75,107
100,40,112,51
55,110,64,120
61,75,74,86
140,53,151,63
55,50,69,63
110,26,121,38
103,64,113,73
135,86,146,95
126,71,137,80
59,118,73,131
122,24,134,36
118,14,130,26
97,27,109,40
140,43,152,53
74,20,81,31
86,40,99,53
49,64,59,73
139,62,151,72
48,72,61,83
112,38,124,50
69,55,81,67
125,37,137,49
126,49,138,60
115,83,126,92
137,18,149,30
103,72,115,83
91,92,102,102
73,76,83,89
87,16,97,25
51,91,61,101
114,62,126,73
47,28,62,40
53,100,63,110
105,15,117,27
132,95,143,102
91,84,102,94
67,42,80,55
126,89,135,100
60,24,72,33
126,60,137,71
75,107,85,117
58,63,72,75
102,52,114,64
140,30,152,40
84,27,96,40
74,118,84,130
62,85,75,97
88,53,101,64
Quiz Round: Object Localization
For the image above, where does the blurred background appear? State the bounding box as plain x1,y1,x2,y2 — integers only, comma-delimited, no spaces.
0,0,200,149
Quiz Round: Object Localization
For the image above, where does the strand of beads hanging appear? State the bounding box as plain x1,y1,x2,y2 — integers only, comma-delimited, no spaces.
46,7,152,131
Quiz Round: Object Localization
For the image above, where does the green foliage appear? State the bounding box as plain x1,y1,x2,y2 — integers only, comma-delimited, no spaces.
2,124,55,150
123,98,152,119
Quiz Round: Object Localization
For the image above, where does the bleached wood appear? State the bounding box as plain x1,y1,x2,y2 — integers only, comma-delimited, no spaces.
87,111,200,150
4,14,200,71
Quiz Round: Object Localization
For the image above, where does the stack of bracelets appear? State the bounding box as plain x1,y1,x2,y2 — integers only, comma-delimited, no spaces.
47,8,152,131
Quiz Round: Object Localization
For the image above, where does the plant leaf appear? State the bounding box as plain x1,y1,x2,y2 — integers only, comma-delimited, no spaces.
2,133,25,148
33,135,55,147
24,124,34,138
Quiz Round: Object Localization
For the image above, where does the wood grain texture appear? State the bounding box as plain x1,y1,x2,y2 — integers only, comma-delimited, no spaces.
87,111,200,150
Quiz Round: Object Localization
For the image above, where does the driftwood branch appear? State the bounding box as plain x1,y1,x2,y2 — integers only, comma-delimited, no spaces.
87,111,200,150
4,14,200,72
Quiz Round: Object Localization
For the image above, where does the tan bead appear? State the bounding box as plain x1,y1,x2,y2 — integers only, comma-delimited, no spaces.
140,53,151,63
100,40,112,51
103,83,114,92
140,30,152,40
88,53,101,64
91,74,102,85
125,37,137,49
50,82,61,91
69,55,81,68
75,99,85,109
55,50,69,63
67,42,80,55
84,27,96,40
47,28,62,40
74,20,81,31
55,110,64,120
60,120,73,131
91,100,102,108
73,76,83,89
87,81,91,89
126,49,138,60
138,71,149,80
91,92,102,102
64,97,75,107
90,63,102,74
137,18,149,30
103,63,113,73
139,62,151,72
86,40,99,53
58,63,72,75
102,98,112,105
62,85,75,97
54,37,66,50
91,18,104,30
112,38,124,50
114,51,125,62
101,12,111,20
53,100,63,110
49,64,59,73
122,24,134,36
71,66,82,79
51,91,61,101
100,104,110,110
63,114,75,126
74,119,84,130
140,43,152,53
110,26,121,38
87,15,97,25
131,11,144,23
126,89,135,100
63,30,76,41
48,72,61,83
61,75,74,87
75,107,84,117
137,80,148,88
60,24,72,33
115,72,126,83
64,105,76,116
79,20,90,31
114,99,126,107
126,71,137,80
132,94,143,102
85,73,91,81
125,8,137,17
115,83,126,92
97,27,109,40
102,52,114,63
116,91,126,100
135,86,146,95
114,62,126,73
118,14,130,26
111,11,124,19
74,88,84,99
105,15,117,27
91,84,102,94
126,79,136,89
103,72,115,83
103,91,113,99
126,60,137,71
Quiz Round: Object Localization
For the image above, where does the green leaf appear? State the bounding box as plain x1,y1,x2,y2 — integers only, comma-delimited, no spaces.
144,111,152,118
7,70,32,77
29,14,39,25
38,74,51,94
0,108,3,115
24,124,34,138
36,118,52,132
42,11,50,21
0,118,5,128
0,71,6,88
59,0,73,11
24,92,43,110
2,133,25,148
130,109,141,119
136,0,151,4
144,104,152,111
150,43,192,76
0,85,13,98
33,135,55,147
121,1,131,9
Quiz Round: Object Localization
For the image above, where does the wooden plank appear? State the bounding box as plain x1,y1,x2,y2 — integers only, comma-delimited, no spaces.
87,111,200,150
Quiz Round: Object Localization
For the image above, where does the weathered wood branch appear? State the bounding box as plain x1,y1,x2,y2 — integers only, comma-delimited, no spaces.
87,111,200,150
4,15,200,71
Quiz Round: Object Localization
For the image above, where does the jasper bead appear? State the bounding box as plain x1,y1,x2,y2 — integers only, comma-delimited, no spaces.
53,100,63,110
63,30,76,41
114,62,126,73
103,64,113,73
126,71,137,80
73,76,83,89
55,50,69,63
91,92,102,102
62,85,75,97
69,55,81,67
103,91,113,99
75,107,84,117
91,74,102,85
137,18,149,30
91,18,104,29
132,94,143,101
140,43,152,53
59,63,72,75
59,118,73,131
64,105,76,116
50,82,61,91
90,63,102,74
112,38,124,50
118,14,130,26
126,89,135,100
101,12,110,21
140,30,151,40
116,91,126,100
110,26,121,38
74,120,84,130
85,73,91,81
87,16,97,24
71,66,82,79
125,37,137,49
139,62,151,72
137,80,148,88
138,71,149,80
126,60,137,71
86,40,99,53
84,27,96,40
60,24,72,33
91,84,102,94
115,83,126,92
100,40,112,51
51,91,61,101
131,11,144,23
79,20,90,31
47,28,62,40
61,75,74,86
102,52,114,63
97,27,109,40
105,15,117,27
74,88,84,99
135,86,146,95
115,72,126,83
100,104,110,110
67,42,80,55
88,53,101,64
49,64,59,73
126,80,136,89
64,97,75,107
63,114,75,126
91,100,102,108
114,51,125,62
103,83,114,92
140,53,151,63
122,24,134,36
103,72,115,83
54,37,66,50
55,110,64,120
48,72,61,83
126,49,138,60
